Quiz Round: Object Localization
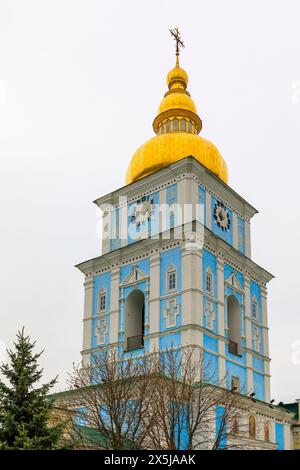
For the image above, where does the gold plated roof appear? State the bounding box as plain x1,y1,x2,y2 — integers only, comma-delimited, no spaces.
126,45,228,185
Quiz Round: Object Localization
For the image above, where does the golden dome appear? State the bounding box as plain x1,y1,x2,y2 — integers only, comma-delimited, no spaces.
126,132,228,184
167,61,188,88
158,90,197,115
126,54,228,185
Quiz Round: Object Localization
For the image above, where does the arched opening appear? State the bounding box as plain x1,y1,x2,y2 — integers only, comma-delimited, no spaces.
227,294,241,356
264,422,270,442
249,415,256,439
125,289,145,351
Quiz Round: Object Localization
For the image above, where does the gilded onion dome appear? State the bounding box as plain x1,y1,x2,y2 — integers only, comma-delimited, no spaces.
126,49,228,185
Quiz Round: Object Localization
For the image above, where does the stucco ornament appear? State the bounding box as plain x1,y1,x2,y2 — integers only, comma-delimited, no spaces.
213,201,231,232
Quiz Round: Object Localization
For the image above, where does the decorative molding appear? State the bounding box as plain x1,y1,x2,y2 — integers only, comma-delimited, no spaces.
225,272,244,293
204,300,215,331
95,315,107,345
163,298,179,328
120,264,149,287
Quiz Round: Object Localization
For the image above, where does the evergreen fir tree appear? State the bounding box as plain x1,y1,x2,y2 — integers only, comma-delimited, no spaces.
0,328,66,449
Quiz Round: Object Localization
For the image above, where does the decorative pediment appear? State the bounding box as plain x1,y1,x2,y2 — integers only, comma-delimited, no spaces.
121,264,149,287
225,272,243,292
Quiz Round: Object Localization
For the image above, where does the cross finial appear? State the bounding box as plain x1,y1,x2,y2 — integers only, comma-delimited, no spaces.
169,27,185,64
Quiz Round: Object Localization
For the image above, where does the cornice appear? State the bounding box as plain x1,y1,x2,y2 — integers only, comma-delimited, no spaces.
76,223,273,287
93,157,258,221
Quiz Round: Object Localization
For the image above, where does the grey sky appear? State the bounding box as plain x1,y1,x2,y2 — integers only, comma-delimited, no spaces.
0,0,299,401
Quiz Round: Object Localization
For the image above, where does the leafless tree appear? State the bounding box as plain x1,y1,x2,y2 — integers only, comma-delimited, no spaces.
66,349,158,450
142,347,252,450
64,347,260,450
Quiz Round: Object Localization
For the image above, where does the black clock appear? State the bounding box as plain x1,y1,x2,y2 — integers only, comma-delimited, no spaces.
213,200,231,232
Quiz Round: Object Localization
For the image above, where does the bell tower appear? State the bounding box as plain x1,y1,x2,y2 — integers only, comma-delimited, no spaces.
77,32,271,401
75,32,294,448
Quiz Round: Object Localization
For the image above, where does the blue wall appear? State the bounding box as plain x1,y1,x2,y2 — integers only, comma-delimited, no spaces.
237,216,245,254
253,372,265,401
203,350,218,384
159,332,181,350
225,360,247,394
275,423,284,450
215,405,227,449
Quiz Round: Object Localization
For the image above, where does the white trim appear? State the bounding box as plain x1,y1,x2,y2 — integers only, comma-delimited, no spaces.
166,264,177,293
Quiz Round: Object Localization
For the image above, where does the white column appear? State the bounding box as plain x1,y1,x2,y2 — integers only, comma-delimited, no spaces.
181,245,203,348
109,267,120,344
101,210,110,255
177,175,198,232
245,220,251,258
149,252,160,351
205,191,211,230
261,285,270,357
82,275,94,365
244,276,253,392
283,424,293,450
217,257,226,382
261,284,271,401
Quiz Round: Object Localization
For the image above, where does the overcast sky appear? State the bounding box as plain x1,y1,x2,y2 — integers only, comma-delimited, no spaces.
0,0,299,402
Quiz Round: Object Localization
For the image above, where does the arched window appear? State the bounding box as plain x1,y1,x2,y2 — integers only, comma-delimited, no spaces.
188,121,193,133
167,266,177,292
166,120,171,132
233,415,239,435
180,119,187,131
173,118,179,131
249,415,256,439
160,123,165,134
264,422,270,442
205,268,213,294
98,289,107,313
227,295,242,356
231,375,240,392
125,289,145,351
251,296,258,320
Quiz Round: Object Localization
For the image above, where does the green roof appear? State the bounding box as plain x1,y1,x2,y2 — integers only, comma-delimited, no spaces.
281,402,299,420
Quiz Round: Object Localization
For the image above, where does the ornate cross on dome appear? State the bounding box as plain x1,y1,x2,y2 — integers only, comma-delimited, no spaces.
169,27,185,57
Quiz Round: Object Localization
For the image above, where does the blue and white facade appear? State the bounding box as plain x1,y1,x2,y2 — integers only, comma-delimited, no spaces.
77,157,294,449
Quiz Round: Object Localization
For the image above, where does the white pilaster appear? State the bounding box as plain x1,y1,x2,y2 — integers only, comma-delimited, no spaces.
244,276,252,349
149,252,160,352
283,424,293,450
181,247,202,327
205,191,211,230
109,266,120,344
244,276,253,392
101,210,110,255
245,220,251,258
261,285,270,357
177,175,198,228
82,275,94,365
216,257,226,382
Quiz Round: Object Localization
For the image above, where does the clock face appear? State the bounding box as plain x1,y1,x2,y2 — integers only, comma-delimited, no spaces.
130,196,154,228
213,200,231,232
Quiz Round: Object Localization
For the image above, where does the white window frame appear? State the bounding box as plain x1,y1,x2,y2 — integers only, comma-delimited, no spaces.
167,265,177,292
98,288,107,313
205,268,213,295
251,296,258,320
